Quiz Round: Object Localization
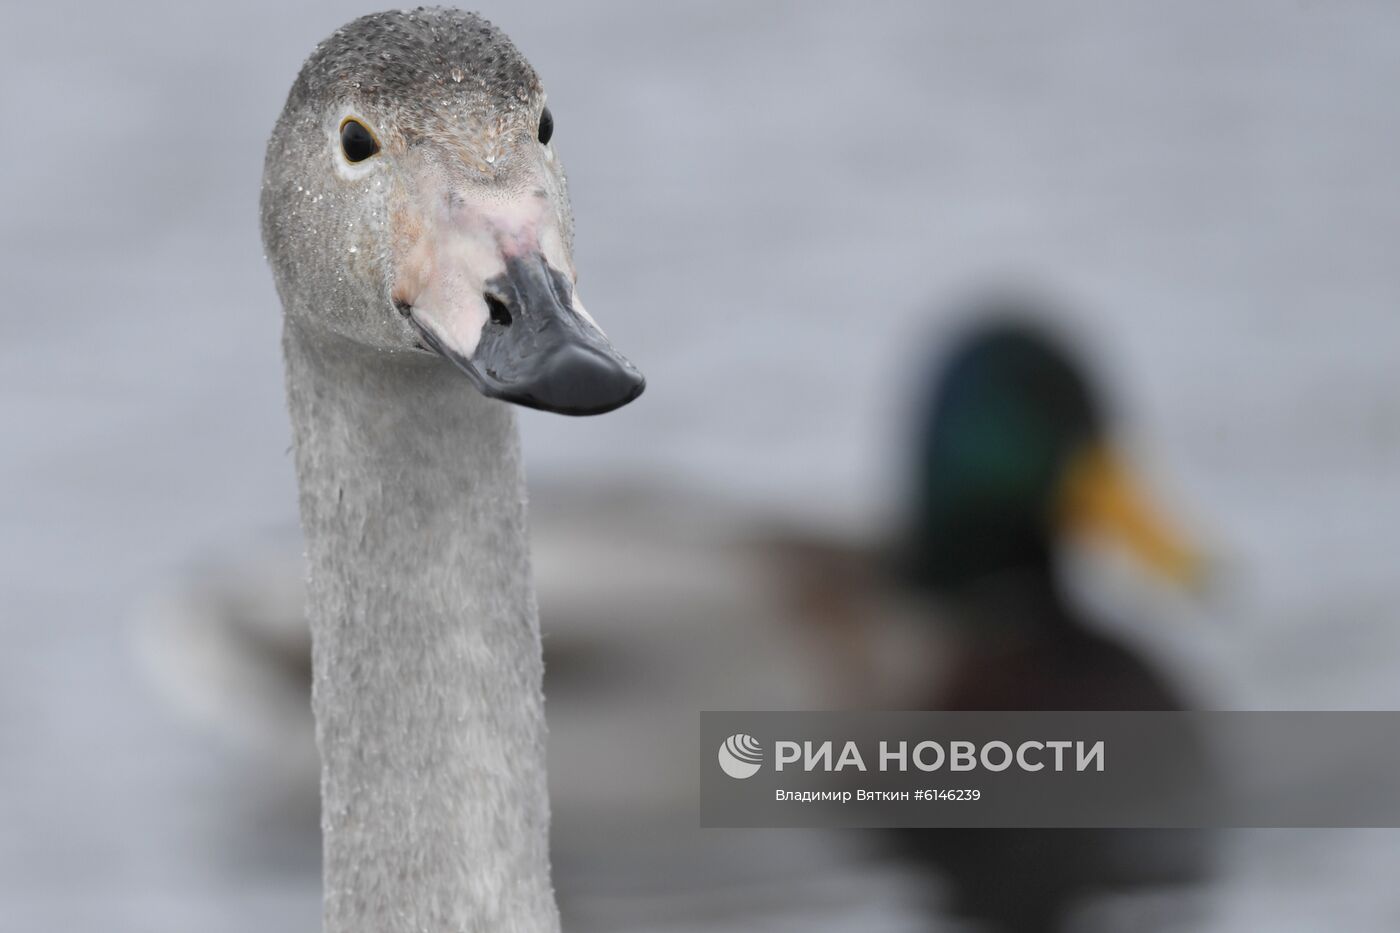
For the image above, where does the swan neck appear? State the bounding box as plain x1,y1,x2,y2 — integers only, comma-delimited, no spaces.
282,318,558,933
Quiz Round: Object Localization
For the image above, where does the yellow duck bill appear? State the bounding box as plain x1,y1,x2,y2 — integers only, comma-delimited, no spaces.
1058,442,1206,590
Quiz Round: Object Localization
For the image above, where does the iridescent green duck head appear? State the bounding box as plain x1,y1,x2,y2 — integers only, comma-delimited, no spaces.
901,310,1199,597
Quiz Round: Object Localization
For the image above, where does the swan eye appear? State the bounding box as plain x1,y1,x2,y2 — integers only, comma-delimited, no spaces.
537,107,553,145
340,119,380,163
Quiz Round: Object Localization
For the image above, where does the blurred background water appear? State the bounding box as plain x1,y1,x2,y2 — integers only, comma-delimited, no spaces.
5,1,1400,930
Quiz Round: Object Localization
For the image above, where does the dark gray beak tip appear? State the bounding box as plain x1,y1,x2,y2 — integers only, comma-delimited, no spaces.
414,253,647,417
511,343,645,416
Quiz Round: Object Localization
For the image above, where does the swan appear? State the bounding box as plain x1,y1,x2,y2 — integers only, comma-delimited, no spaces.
260,8,643,932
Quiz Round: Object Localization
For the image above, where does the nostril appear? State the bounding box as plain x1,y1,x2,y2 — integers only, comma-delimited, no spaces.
485,294,512,327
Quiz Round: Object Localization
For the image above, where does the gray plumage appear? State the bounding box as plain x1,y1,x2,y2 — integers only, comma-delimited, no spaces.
262,9,581,932
263,7,572,355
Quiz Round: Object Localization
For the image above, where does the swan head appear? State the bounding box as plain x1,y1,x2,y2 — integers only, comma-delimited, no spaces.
261,8,644,415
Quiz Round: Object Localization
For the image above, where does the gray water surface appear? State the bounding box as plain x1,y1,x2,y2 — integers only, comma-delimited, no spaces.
5,2,1400,930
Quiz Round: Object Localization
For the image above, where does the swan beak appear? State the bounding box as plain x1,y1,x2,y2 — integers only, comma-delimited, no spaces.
409,253,645,416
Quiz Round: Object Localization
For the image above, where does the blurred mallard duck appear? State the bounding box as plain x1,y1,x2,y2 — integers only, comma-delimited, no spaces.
900,314,1204,699
890,310,1215,931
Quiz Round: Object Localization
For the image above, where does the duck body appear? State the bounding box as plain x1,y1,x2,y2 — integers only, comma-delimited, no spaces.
901,570,1211,933
933,571,1188,713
